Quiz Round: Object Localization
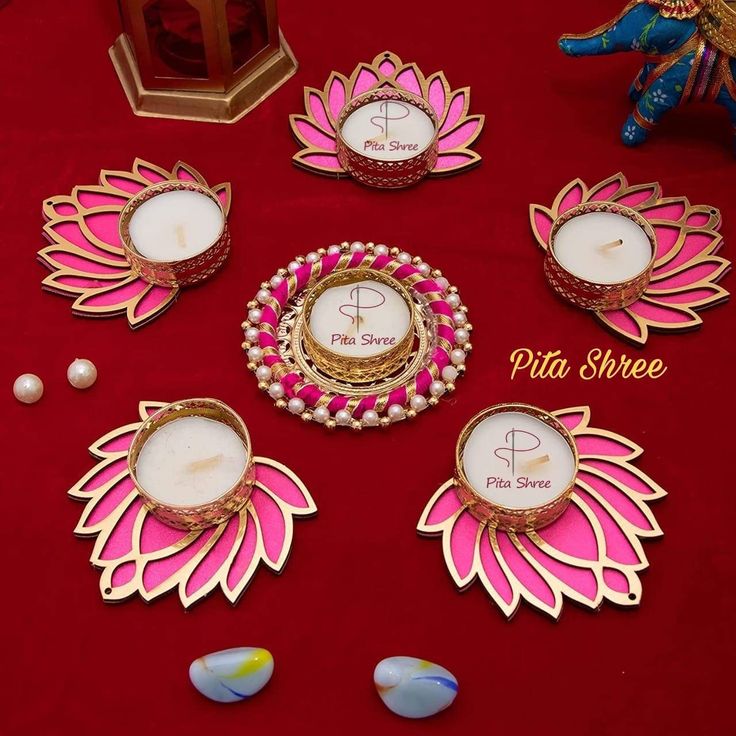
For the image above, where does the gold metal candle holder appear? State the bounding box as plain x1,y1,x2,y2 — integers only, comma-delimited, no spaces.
700,0,736,55
119,180,230,288
454,403,579,532
546,201,657,311
128,398,255,530
336,88,439,189
300,268,416,384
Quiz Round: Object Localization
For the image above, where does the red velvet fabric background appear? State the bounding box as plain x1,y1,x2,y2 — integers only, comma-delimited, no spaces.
1,1,734,733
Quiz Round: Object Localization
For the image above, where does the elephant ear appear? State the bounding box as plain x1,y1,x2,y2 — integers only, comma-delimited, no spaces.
646,0,705,19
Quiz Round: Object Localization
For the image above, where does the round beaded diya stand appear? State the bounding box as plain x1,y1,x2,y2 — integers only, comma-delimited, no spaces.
242,241,472,429
38,159,232,328
530,172,730,345
418,405,666,620
289,50,484,186
69,400,316,608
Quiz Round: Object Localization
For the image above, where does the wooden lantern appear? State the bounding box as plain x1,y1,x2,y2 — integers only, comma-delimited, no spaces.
110,0,297,123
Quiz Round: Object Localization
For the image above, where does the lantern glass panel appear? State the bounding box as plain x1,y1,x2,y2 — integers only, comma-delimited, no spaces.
143,0,209,79
227,0,269,72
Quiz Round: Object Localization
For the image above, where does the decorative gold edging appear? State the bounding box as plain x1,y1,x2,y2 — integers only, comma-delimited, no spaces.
119,180,230,288
128,399,255,530
546,202,657,311
699,0,736,56
336,88,439,189
454,403,579,532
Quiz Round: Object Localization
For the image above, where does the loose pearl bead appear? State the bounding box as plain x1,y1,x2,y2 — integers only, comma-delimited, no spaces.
245,327,260,343
248,308,262,323
67,358,97,389
410,395,427,412
350,241,365,252
435,276,449,291
335,409,352,425
454,328,470,344
429,380,446,397
287,261,301,274
450,349,466,365
362,410,379,426
288,397,305,414
255,365,272,381
397,252,412,264
247,347,263,362
13,373,43,404
442,366,458,382
387,404,405,421
268,383,285,399
417,262,431,277
446,293,461,309
312,406,330,423
305,252,320,263
270,274,284,289
256,289,270,304
374,244,389,256
327,245,341,255
453,312,467,327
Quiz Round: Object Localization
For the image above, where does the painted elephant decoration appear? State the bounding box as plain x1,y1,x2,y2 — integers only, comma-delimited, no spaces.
559,0,736,153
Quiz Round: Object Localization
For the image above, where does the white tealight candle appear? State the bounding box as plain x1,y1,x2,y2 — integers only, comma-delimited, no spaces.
309,278,412,358
340,99,436,161
552,212,652,284
128,189,224,262
462,412,576,511
135,416,248,507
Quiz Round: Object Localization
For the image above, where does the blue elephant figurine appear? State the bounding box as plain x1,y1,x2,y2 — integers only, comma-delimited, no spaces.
559,0,736,153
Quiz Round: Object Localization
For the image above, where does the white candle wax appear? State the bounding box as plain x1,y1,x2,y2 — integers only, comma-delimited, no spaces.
341,99,435,161
462,412,576,510
309,279,411,358
135,416,247,507
553,212,652,284
128,190,224,262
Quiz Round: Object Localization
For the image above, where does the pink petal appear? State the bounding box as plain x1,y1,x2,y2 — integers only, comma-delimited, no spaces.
77,457,129,494
536,501,599,560
478,530,515,605
135,163,169,184
250,488,286,566
142,528,215,592
449,511,481,581
433,152,477,171
42,250,128,274
226,509,260,591
558,181,585,214
687,212,713,227
103,175,146,195
651,225,680,261
184,515,241,597
603,567,634,595
589,179,624,201
84,476,136,527
76,190,129,209
424,486,463,526
615,184,659,207
628,299,698,325
292,118,336,149
577,471,655,532
256,462,313,509
642,201,687,221
575,432,638,458
307,91,334,132
99,498,144,561
74,277,149,309
597,308,645,342
353,66,380,96
439,91,467,133
654,232,722,274
583,459,662,497
327,75,347,120
94,429,137,454
139,514,192,554
427,76,446,119
378,57,396,75
295,152,342,170
646,287,721,304
438,119,481,151
45,221,126,259
130,284,177,323
575,490,641,565
650,259,726,289
530,205,554,247
111,561,136,588
174,163,200,182
497,533,557,608
395,67,422,95
555,409,587,432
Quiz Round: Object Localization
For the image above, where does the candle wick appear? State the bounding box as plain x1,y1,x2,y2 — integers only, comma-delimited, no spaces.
175,224,187,248
186,454,224,473
524,453,551,469
597,238,624,252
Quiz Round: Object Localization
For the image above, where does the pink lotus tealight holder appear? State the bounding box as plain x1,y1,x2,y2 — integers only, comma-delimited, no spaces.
69,400,316,608
418,403,666,620
38,159,232,328
530,173,730,345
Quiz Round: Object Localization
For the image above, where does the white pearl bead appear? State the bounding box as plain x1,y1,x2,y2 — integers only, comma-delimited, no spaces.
410,395,427,412
287,261,301,274
248,308,262,323
450,349,466,365
327,245,341,255
435,276,449,291
429,380,446,397
270,274,284,288
312,406,330,423
374,244,389,256
454,328,470,344
335,409,352,425
397,251,412,264
67,358,97,389
13,373,43,404
442,366,458,382
387,404,405,421
256,289,270,304
362,410,379,426
288,397,305,414
268,383,285,399
255,365,272,381
417,262,431,277
305,251,320,263
245,327,260,343
447,293,461,309
453,312,467,327
350,241,365,252
247,347,263,362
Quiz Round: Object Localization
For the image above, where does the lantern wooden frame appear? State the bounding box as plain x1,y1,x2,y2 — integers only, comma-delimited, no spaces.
110,0,297,123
